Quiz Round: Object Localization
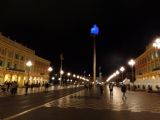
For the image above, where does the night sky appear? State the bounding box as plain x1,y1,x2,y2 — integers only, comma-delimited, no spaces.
1,0,160,76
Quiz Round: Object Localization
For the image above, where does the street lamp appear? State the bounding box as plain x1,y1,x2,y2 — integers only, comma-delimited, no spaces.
116,70,120,75
73,74,76,77
153,38,160,49
153,38,160,67
60,53,64,86
26,60,33,84
60,70,64,75
52,77,55,80
47,67,53,84
60,70,64,85
120,66,125,81
128,59,135,82
67,72,71,76
90,24,99,85
48,67,53,72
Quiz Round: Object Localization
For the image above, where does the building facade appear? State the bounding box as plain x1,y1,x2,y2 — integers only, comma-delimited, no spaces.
135,43,160,90
0,33,51,87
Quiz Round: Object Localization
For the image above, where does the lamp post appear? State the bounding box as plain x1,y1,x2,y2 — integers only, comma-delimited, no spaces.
153,38,160,67
90,24,99,85
48,67,53,84
48,67,53,72
115,70,120,83
128,59,135,83
25,60,32,95
60,70,64,85
120,66,125,81
26,60,33,84
67,72,71,85
60,53,64,86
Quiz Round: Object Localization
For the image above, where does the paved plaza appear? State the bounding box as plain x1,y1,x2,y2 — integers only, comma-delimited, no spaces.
1,85,160,120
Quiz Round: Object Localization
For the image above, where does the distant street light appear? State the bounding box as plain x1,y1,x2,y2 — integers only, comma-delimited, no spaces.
48,67,53,72
52,77,55,80
73,74,76,77
60,53,64,85
77,75,80,79
90,24,99,85
60,70,64,85
116,70,120,75
67,72,71,76
128,59,135,82
60,70,64,75
120,66,125,81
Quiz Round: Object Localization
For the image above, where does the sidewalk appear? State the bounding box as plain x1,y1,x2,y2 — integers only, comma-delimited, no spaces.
0,85,81,97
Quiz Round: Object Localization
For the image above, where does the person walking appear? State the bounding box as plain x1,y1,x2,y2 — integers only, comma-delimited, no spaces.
100,85,104,94
121,83,127,100
109,83,113,96
25,82,29,95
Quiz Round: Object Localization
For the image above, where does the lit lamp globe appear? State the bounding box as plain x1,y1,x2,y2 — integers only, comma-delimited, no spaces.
26,60,32,67
120,66,125,72
48,67,53,72
128,59,135,83
120,66,125,81
60,70,64,75
67,72,71,76
153,38,160,49
128,59,135,67
116,70,120,75
52,77,55,80
73,74,76,77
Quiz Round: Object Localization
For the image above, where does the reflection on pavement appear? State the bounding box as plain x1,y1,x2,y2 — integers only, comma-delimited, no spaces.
44,86,160,113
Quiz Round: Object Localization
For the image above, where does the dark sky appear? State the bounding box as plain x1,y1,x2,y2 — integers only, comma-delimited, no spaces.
1,0,160,76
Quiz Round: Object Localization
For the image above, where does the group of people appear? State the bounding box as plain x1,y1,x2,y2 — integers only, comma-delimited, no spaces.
0,81,50,95
109,83,127,100
98,83,127,100
24,82,50,95
0,81,18,95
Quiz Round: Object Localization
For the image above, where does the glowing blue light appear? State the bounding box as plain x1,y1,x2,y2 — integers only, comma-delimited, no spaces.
90,24,99,35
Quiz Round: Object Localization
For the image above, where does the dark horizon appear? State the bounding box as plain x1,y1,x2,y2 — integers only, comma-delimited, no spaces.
1,0,160,76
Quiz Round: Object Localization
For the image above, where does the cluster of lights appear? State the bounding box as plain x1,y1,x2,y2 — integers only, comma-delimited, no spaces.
52,71,90,82
153,38,160,49
106,59,135,83
106,70,120,82
107,37,160,83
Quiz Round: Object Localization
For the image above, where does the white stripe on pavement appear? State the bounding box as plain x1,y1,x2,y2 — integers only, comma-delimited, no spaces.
3,90,82,120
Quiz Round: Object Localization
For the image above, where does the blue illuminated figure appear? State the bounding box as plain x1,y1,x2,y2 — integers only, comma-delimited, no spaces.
90,24,99,35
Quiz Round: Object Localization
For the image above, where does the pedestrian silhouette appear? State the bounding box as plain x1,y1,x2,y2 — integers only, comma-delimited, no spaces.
25,82,29,95
109,83,113,96
100,85,103,94
121,83,127,100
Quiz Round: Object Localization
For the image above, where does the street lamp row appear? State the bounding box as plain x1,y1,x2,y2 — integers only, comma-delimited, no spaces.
106,37,160,83
106,59,135,83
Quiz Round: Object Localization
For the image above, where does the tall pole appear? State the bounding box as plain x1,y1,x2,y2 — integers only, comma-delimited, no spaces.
90,24,99,86
60,53,63,86
60,59,63,85
93,36,96,85
122,72,123,81
132,66,134,82
28,68,30,84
